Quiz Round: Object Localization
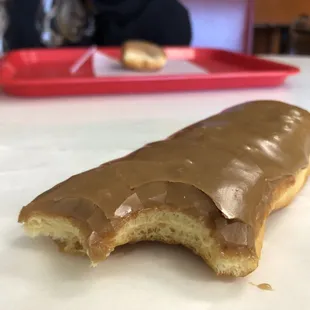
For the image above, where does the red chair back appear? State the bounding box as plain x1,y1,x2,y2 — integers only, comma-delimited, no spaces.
180,0,254,53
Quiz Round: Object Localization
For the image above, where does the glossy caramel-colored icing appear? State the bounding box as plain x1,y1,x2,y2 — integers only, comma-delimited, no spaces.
250,282,273,291
257,283,273,291
18,101,310,256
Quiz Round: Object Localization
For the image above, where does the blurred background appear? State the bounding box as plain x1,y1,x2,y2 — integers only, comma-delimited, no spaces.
1,0,310,56
254,0,310,55
175,0,310,55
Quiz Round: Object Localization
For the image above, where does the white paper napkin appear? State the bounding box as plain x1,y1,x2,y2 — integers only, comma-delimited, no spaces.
92,51,207,77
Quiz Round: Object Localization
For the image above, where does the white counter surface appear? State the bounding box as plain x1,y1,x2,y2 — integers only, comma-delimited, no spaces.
0,56,310,310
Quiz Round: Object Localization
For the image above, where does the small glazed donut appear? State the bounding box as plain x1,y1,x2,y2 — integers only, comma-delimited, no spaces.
121,40,167,72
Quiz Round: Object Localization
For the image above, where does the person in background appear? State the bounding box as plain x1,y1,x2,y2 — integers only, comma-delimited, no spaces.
3,0,192,52
0,0,8,54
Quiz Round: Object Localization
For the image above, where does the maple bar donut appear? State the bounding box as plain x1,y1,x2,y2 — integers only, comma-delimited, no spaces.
18,100,310,277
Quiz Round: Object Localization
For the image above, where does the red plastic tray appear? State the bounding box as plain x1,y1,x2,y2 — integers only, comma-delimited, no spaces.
0,47,299,97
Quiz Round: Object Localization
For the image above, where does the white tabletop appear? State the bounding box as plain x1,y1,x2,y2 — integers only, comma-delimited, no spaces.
1,55,310,310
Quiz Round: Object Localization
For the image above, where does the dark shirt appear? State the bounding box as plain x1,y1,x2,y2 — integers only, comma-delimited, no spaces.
4,0,192,51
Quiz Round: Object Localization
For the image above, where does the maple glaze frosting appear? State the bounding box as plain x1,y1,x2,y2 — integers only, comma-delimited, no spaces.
19,100,310,258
